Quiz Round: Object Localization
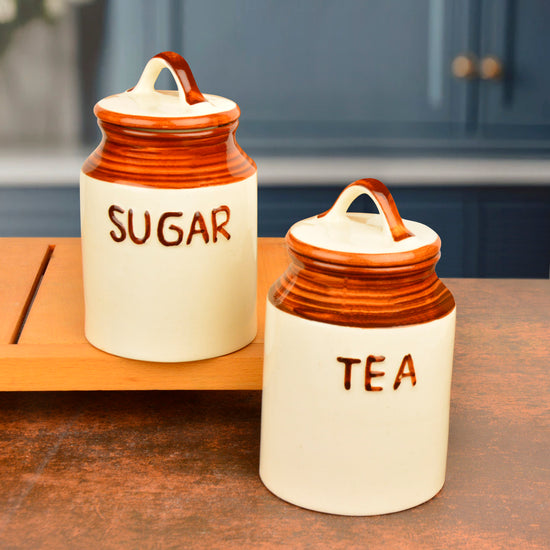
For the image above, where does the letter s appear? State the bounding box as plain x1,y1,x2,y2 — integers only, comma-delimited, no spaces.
108,205,126,242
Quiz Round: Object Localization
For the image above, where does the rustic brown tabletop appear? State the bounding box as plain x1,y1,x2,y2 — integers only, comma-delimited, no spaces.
0,238,548,548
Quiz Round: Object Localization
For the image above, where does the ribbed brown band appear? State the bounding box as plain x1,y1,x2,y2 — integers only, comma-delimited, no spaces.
269,232,456,328
82,120,256,188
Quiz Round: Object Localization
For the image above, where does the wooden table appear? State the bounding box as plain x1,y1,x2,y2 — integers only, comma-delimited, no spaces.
0,238,548,548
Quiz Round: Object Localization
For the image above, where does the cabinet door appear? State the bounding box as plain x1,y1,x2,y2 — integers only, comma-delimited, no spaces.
478,0,550,140
182,0,471,152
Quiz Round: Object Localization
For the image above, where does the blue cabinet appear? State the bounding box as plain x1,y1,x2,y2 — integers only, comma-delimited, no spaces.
183,0,470,149
181,0,550,153
89,0,550,151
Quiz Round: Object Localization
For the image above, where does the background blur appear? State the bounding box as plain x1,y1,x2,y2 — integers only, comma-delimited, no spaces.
0,0,549,277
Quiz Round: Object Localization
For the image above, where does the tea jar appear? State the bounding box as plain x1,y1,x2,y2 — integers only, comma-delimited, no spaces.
80,52,257,362
259,178,456,515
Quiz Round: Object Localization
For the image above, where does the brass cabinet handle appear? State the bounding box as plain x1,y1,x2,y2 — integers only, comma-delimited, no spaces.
480,56,503,80
452,54,478,79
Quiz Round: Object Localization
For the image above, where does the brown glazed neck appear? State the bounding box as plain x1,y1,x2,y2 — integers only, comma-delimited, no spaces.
269,232,456,328
82,120,256,188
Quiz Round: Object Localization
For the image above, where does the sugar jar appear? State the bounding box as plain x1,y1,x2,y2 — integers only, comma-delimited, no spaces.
259,178,456,515
80,52,257,362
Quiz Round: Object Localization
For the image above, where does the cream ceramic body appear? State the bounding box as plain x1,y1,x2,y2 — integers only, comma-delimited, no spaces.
260,301,456,515
80,172,257,362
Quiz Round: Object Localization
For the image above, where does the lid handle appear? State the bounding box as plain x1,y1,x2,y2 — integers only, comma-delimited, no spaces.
129,51,207,107
319,178,415,242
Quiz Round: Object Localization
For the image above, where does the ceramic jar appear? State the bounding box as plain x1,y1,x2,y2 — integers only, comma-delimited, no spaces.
260,178,456,515
80,52,257,362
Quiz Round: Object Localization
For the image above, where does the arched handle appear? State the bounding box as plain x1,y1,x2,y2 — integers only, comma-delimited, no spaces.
129,51,207,107
319,178,415,242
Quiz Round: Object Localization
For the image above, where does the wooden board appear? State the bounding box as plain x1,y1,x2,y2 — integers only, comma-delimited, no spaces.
0,238,53,345
0,238,288,391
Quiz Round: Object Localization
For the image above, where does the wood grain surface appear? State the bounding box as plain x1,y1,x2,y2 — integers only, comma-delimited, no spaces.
0,239,53,344
0,239,548,548
0,238,288,390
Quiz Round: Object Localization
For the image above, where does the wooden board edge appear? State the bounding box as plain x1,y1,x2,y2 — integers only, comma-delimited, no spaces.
0,343,263,391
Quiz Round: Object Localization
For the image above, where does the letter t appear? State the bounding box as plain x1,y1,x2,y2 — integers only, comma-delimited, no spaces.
336,357,361,390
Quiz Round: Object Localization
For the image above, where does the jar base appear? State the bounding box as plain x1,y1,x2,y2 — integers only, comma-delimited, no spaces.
85,325,257,363
259,470,445,516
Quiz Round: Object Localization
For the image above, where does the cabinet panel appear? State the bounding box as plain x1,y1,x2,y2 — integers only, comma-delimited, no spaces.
183,0,469,148
478,0,550,139
391,189,468,277
478,196,550,277
258,186,372,238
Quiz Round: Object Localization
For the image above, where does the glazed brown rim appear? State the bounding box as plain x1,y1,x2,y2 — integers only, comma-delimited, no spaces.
94,103,241,131
286,231,442,269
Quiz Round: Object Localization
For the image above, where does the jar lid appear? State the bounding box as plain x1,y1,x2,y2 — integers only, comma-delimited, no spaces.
288,178,440,268
94,52,240,130
270,179,455,328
